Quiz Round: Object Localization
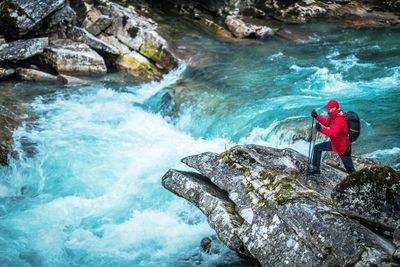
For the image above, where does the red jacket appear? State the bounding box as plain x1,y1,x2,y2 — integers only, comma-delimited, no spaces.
316,109,349,155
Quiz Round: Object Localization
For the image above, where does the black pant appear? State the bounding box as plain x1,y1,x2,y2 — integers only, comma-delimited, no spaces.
312,141,356,174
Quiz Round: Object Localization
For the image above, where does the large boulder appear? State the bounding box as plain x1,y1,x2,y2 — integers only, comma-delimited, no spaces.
0,0,65,37
0,37,48,62
162,145,398,266
332,166,400,231
40,39,107,75
225,16,276,38
97,2,177,70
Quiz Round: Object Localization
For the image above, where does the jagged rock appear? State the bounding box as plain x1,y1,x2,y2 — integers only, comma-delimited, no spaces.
0,38,48,62
225,16,276,38
277,1,331,23
67,26,119,55
40,39,107,75
332,166,400,231
37,4,76,36
0,0,65,37
84,12,113,36
69,0,91,23
57,74,89,86
0,66,15,79
115,51,161,81
323,151,383,172
163,145,398,266
98,3,177,70
15,67,58,82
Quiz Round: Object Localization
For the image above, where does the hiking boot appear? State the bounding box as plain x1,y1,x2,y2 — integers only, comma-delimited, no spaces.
306,166,321,175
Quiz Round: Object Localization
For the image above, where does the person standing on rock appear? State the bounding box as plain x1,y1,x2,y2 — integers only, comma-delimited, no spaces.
307,99,356,175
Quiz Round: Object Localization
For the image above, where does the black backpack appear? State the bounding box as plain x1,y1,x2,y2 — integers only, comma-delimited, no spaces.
346,111,360,142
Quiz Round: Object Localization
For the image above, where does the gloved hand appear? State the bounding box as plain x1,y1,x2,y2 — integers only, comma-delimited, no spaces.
315,123,322,132
311,109,318,118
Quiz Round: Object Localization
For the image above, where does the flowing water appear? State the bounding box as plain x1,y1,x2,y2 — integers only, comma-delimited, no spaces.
0,19,399,266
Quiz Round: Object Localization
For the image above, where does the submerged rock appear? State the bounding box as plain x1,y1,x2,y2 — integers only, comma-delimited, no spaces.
40,39,107,75
162,144,399,266
0,66,15,79
15,67,58,82
0,0,65,37
0,38,48,62
332,166,400,231
57,74,89,86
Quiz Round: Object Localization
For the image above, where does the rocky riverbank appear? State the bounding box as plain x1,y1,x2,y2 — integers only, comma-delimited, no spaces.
0,0,180,165
162,144,400,266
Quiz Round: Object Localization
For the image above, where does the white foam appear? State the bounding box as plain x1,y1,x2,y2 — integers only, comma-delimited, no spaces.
0,84,230,265
126,63,187,104
363,147,400,158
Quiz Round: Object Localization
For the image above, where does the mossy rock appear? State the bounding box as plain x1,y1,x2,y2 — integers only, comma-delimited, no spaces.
139,42,162,63
337,166,400,189
197,17,233,40
116,52,162,81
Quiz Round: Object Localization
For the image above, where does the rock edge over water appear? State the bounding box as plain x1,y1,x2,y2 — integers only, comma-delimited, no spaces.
162,144,400,266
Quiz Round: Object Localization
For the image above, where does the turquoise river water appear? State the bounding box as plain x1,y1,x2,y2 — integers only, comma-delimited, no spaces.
0,20,399,266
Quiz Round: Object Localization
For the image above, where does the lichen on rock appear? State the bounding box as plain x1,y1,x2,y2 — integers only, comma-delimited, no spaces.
163,144,400,266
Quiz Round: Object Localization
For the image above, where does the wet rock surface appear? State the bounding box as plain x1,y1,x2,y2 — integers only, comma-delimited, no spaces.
162,144,400,266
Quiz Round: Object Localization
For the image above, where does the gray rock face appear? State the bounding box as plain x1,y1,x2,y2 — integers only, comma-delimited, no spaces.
162,145,399,266
0,38,48,62
332,166,400,231
0,0,65,37
40,39,107,75
15,67,58,82
225,16,276,38
67,26,119,55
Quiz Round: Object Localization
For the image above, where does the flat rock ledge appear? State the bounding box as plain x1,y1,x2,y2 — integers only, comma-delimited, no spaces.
162,144,400,266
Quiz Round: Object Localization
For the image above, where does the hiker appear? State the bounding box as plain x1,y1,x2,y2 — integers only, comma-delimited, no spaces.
307,99,356,175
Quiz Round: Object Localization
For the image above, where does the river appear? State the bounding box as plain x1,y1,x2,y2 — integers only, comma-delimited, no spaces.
0,19,399,266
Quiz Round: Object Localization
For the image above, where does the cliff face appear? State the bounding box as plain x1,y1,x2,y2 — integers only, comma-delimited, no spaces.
162,144,400,266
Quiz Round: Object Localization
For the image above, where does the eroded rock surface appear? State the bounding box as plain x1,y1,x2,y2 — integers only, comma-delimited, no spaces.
162,144,399,266
332,166,400,231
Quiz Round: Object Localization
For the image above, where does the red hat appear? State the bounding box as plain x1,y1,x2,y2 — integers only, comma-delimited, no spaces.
324,99,339,109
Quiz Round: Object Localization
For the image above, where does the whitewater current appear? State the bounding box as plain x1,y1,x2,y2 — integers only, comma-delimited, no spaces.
0,21,399,266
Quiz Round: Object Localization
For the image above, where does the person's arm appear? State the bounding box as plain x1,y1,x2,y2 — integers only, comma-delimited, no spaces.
320,117,345,138
316,115,330,127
